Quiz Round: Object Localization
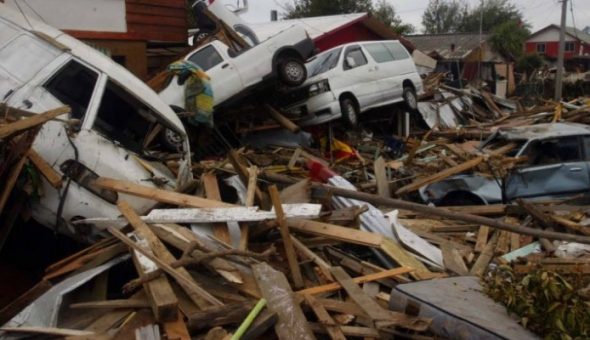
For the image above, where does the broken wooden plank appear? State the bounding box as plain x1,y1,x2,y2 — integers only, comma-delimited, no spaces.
266,104,301,133
187,301,255,330
0,280,52,326
470,232,499,277
0,327,94,337
27,148,62,188
269,185,304,289
303,294,346,340
202,172,231,244
474,226,490,253
308,324,380,338
280,179,311,204
95,177,233,208
291,235,333,281
118,201,222,309
287,218,383,248
296,267,413,296
441,242,469,276
395,156,484,196
164,311,191,340
374,156,390,198
252,262,316,340
0,106,70,139
70,299,150,310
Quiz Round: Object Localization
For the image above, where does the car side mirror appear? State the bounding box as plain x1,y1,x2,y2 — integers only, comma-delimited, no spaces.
345,57,356,69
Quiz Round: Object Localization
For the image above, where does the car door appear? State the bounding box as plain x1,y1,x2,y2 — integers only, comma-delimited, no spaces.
505,136,590,200
361,42,399,104
383,41,414,101
340,44,380,110
186,43,242,105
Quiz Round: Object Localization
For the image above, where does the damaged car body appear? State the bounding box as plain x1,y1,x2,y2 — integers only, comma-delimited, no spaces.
421,123,590,206
0,5,191,242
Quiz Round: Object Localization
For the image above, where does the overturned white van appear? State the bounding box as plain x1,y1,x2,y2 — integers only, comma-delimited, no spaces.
0,4,191,242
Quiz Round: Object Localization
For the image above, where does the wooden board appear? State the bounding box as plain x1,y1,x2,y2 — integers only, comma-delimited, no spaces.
202,172,231,244
0,106,70,139
287,218,383,248
252,262,316,340
303,294,346,340
441,242,469,275
0,280,52,325
27,149,62,188
374,157,390,198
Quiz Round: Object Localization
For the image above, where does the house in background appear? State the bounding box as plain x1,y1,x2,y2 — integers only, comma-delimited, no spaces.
525,25,590,70
407,33,514,96
2,0,188,79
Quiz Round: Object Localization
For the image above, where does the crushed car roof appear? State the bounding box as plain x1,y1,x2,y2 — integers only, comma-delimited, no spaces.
496,122,590,140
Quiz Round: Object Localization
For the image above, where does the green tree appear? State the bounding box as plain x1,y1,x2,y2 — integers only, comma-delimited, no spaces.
489,20,530,60
372,0,415,34
284,0,373,18
422,0,465,34
458,0,523,33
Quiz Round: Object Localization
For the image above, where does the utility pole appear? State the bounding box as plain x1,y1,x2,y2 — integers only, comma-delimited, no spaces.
477,0,484,83
555,0,568,100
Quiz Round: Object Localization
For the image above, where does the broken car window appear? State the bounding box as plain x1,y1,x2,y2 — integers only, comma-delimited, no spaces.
364,43,395,63
307,48,342,77
93,79,157,154
44,60,98,120
187,45,223,71
343,46,368,70
526,137,581,166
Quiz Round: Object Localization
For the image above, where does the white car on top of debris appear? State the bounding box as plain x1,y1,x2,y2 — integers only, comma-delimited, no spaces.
0,4,191,242
159,25,315,112
284,40,424,127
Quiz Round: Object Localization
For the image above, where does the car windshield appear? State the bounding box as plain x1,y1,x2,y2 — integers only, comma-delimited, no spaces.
480,137,526,157
307,48,342,77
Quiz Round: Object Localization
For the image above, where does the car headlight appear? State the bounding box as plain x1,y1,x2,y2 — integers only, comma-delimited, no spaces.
309,79,330,97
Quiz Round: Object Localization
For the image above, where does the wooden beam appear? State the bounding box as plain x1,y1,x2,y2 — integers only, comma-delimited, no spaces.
118,201,223,309
27,149,62,188
303,294,346,340
441,242,469,275
265,104,301,133
0,327,94,337
0,280,52,325
374,156,390,198
70,299,150,309
202,172,231,243
95,177,234,208
252,262,316,340
0,106,70,139
269,185,304,289
164,311,191,340
291,235,333,281
470,232,499,277
296,267,413,296
287,218,383,248
395,156,484,196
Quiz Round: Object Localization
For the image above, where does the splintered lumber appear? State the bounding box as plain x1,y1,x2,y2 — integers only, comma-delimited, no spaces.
0,327,94,337
474,226,490,252
329,267,430,331
291,235,333,281
0,280,52,325
95,177,233,208
470,232,500,277
374,156,390,198
202,172,231,244
441,242,469,275
269,185,304,289
380,238,435,280
27,149,62,188
265,104,301,133
287,218,383,247
164,312,191,340
229,150,267,208
395,156,484,196
0,106,70,139
308,324,380,338
70,299,150,309
296,267,413,296
303,294,346,340
118,202,223,308
313,183,590,244
187,302,255,330
252,262,316,340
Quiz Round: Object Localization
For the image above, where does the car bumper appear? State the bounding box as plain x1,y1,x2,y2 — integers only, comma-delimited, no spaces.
285,92,341,126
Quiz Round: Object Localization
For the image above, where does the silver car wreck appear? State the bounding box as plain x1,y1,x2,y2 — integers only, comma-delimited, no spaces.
420,123,590,205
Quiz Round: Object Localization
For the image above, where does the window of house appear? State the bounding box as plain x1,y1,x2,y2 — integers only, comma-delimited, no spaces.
536,43,546,54
364,43,395,63
343,46,368,70
44,60,98,120
525,137,581,166
385,42,410,60
565,41,575,52
93,79,159,154
187,45,223,71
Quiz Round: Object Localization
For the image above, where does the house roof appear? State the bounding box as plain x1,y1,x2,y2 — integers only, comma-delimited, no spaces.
528,24,590,44
405,33,490,60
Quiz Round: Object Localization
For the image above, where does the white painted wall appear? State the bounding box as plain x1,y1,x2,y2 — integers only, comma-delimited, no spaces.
4,0,126,33
528,27,576,42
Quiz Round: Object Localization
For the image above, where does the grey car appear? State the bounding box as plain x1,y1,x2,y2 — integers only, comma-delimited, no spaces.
420,123,590,205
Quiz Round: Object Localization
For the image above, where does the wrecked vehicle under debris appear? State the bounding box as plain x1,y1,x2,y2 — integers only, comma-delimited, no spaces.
0,5,191,242
421,122,590,206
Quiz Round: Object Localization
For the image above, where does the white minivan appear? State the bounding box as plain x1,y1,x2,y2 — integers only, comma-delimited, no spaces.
0,5,191,242
285,40,424,126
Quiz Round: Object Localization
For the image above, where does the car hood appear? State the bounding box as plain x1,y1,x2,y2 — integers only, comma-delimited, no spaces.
419,174,503,205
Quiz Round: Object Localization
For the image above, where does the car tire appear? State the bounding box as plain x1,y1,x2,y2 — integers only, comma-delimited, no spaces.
402,86,418,112
160,127,184,151
340,97,359,127
278,58,307,87
194,32,210,44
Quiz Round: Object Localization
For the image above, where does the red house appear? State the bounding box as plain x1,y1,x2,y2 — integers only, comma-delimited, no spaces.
525,25,590,59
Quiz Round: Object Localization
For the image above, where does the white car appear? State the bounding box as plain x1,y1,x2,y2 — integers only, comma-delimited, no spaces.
159,25,314,112
190,0,259,46
0,4,190,242
285,40,424,126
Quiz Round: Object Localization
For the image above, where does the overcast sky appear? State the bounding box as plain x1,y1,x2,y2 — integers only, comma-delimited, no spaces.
231,0,590,33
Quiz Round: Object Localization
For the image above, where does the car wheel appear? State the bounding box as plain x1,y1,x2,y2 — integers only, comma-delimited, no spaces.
160,128,184,151
340,97,359,127
194,32,210,44
279,58,307,87
403,86,418,111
